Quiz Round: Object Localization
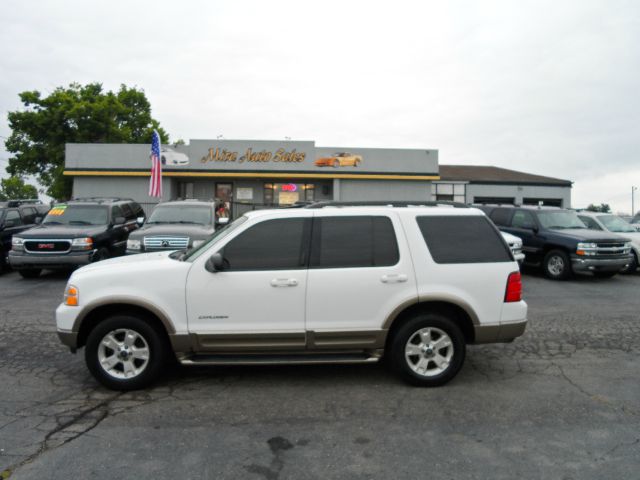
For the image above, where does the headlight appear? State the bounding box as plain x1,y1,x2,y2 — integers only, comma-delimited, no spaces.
576,242,597,256
71,237,93,251
192,239,205,248
127,239,142,250
64,284,79,306
624,242,633,253
513,241,522,249
12,237,24,251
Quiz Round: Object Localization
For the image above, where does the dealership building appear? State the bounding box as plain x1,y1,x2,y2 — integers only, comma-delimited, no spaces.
64,139,572,215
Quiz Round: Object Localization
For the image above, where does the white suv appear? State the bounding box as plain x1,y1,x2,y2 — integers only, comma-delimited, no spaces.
56,202,527,390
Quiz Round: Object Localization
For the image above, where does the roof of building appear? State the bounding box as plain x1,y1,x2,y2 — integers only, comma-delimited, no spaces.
439,165,572,186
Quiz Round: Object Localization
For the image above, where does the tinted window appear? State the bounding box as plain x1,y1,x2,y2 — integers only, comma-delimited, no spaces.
511,211,536,229
120,203,133,220
5,209,22,226
489,208,512,226
310,216,399,268
417,216,512,264
222,218,308,270
21,207,37,224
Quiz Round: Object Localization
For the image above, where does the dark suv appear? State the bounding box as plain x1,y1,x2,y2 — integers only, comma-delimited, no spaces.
0,200,50,271
479,205,632,279
126,200,218,254
8,197,145,278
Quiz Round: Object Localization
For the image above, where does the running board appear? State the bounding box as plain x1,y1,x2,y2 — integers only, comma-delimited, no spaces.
179,353,381,366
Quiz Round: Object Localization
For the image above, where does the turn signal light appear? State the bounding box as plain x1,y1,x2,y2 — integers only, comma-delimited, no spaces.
504,272,522,303
64,285,79,306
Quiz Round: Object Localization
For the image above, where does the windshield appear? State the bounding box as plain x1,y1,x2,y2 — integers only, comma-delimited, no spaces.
598,215,636,233
147,205,213,226
537,211,587,229
180,215,248,262
42,205,109,226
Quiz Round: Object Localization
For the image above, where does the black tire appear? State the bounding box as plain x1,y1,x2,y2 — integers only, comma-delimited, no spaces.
593,271,617,279
542,249,572,280
389,312,465,387
620,252,638,275
85,315,167,391
92,248,110,263
19,269,42,279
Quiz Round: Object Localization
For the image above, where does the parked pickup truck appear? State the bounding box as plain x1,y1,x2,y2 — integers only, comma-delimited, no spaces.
480,205,632,280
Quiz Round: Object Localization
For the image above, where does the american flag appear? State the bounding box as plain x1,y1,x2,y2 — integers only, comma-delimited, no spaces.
149,130,162,197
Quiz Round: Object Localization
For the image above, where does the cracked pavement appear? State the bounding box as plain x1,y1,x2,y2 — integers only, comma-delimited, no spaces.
0,268,639,479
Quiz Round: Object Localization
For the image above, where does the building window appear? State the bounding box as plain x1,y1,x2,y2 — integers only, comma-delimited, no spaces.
177,182,194,199
435,183,465,203
473,196,515,205
264,183,315,206
523,198,562,207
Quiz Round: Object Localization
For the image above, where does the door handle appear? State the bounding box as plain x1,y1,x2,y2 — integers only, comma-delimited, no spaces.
270,278,299,287
381,274,408,284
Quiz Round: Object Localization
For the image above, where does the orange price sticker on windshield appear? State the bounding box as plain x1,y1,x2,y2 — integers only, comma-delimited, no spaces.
49,205,67,216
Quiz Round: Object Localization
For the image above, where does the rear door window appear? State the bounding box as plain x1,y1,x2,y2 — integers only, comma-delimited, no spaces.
489,208,512,226
417,215,512,264
511,210,536,229
309,216,399,268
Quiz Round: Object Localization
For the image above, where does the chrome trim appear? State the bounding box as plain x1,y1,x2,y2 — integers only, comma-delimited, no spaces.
143,236,189,249
23,238,72,254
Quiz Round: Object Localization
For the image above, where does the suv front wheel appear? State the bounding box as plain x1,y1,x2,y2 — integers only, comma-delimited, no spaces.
390,312,466,387
85,315,167,390
543,249,572,280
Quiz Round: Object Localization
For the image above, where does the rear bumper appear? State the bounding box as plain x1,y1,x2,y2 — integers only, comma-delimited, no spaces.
474,300,527,343
570,255,632,273
8,250,96,269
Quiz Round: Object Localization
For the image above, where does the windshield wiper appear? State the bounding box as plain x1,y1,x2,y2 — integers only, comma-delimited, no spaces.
43,221,62,225
176,221,201,224
69,220,91,225
146,221,169,224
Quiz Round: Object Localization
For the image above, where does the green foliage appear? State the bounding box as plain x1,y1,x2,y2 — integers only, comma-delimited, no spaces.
0,176,38,201
5,83,168,200
586,203,611,213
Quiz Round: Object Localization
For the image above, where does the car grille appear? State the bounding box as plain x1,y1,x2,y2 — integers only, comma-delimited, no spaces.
24,239,72,254
595,242,629,256
143,236,189,251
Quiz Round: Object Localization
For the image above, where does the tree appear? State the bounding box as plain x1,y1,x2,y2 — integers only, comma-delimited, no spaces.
4,83,169,200
0,176,38,201
586,203,611,213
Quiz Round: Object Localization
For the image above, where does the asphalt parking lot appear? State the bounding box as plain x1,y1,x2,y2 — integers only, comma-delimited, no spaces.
0,268,639,479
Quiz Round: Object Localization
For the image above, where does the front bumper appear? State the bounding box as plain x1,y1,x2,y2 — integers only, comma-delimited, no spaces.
570,254,632,273
9,250,96,269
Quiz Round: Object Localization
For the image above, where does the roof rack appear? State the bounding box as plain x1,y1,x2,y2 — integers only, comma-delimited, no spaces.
5,199,43,207
71,197,134,203
305,200,469,209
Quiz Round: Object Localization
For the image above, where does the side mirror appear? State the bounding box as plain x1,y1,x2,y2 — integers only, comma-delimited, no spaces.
136,216,145,226
35,217,42,224
205,253,225,273
113,216,126,226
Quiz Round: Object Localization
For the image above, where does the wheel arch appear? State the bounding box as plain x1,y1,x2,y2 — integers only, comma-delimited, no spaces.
384,300,477,348
75,300,175,349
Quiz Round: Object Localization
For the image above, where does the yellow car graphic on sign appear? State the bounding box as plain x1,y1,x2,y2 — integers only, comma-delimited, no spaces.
315,152,362,168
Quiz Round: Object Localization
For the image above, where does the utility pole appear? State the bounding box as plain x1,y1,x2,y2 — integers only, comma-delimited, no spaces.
633,186,638,216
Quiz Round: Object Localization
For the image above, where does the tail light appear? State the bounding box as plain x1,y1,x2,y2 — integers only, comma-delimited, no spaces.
505,271,522,302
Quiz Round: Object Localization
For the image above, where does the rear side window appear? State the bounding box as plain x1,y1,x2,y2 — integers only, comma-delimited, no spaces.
417,215,512,264
310,216,399,268
489,208,512,226
222,218,309,270
120,203,133,220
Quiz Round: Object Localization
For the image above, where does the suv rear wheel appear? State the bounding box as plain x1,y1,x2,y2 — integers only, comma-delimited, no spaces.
542,249,572,280
85,315,167,390
390,312,465,387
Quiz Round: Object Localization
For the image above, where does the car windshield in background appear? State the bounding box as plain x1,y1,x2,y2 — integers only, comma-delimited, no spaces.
42,205,109,225
147,206,212,225
598,215,637,233
537,211,586,229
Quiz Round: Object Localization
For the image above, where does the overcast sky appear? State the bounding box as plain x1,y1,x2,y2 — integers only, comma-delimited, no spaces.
1,0,639,212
